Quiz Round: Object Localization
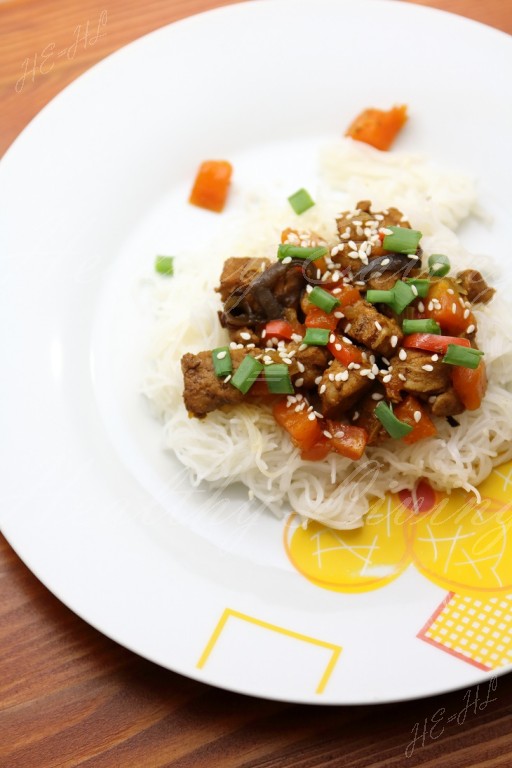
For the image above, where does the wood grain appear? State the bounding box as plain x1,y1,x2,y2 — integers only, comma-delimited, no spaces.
1,1,511,766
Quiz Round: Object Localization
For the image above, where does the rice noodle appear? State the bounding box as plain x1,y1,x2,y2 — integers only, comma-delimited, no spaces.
143,140,512,529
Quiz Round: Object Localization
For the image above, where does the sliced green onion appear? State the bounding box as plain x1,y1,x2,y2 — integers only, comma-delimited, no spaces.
288,188,315,215
375,401,414,439
155,255,174,275
264,363,294,394
212,346,233,377
303,327,330,346
402,319,441,335
428,253,451,277
277,244,327,262
309,286,340,314
442,344,484,369
231,355,264,394
366,289,395,305
404,278,431,298
389,280,416,314
382,226,422,255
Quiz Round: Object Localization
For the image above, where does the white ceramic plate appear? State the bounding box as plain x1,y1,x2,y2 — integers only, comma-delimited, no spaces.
1,0,512,704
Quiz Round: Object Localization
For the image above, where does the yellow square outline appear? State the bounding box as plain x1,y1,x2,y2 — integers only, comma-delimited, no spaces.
197,608,342,694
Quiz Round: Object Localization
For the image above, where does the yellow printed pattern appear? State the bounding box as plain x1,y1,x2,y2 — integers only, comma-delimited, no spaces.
285,461,512,595
197,608,341,694
419,593,512,670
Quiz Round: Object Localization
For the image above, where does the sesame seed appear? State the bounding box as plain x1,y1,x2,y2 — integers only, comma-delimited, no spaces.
427,301,434,312
382,357,390,366
323,430,332,439
371,393,384,401
381,258,390,266
224,374,232,383
418,302,425,313
328,373,335,381
246,343,255,349
261,329,267,339
297,361,305,373
352,411,360,421
229,342,238,349
319,384,327,394
399,349,407,361
382,374,392,383
413,410,422,423
314,411,323,419
216,350,227,360
367,372,376,380
451,302,457,314
329,334,336,344
314,375,322,385
431,354,439,361
334,311,344,319
334,372,343,381
447,288,454,295
466,324,476,334
422,364,434,372
295,377,304,387
307,413,316,421
428,395,436,403
372,364,379,376
343,332,352,342
298,344,307,352
411,284,418,297
398,373,407,381
391,335,398,348
306,285,313,294
375,321,382,331
281,256,292,264
282,358,293,365
360,369,371,377
341,370,349,381
463,309,470,319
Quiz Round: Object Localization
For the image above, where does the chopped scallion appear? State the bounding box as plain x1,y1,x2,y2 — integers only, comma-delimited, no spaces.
277,244,327,262
404,278,430,297
212,346,233,377
230,355,264,394
375,401,414,439
155,255,174,275
389,280,416,314
402,319,441,335
428,253,451,277
366,289,395,305
303,327,330,346
382,226,422,255
288,188,315,215
264,363,294,394
309,286,340,314
442,344,484,369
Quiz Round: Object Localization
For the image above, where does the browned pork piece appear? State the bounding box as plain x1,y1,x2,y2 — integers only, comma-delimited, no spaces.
456,269,496,305
335,202,410,244
341,300,403,358
217,257,269,302
318,360,372,418
351,391,388,445
288,343,331,389
181,349,252,417
429,388,465,418
384,349,451,403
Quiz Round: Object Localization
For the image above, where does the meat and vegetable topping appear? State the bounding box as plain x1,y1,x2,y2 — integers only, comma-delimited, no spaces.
181,201,494,461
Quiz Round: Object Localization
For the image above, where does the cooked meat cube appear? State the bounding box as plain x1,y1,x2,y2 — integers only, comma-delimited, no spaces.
335,203,410,243
290,343,330,389
342,300,403,358
456,269,495,305
319,360,371,418
351,392,388,445
228,327,260,345
182,348,262,418
429,388,465,418
365,271,400,292
384,349,451,403
217,257,270,302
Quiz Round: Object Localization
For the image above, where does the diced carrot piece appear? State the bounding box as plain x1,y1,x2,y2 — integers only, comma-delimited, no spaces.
346,105,408,151
452,359,487,411
189,160,232,212
326,421,369,460
273,399,323,452
421,279,475,336
301,436,331,461
305,307,338,331
393,396,437,444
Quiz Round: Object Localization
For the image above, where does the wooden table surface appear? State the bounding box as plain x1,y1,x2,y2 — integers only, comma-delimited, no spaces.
1,1,511,766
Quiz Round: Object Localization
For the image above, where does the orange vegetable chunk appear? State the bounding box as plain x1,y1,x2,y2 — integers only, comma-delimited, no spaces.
452,359,487,411
189,160,233,212
346,105,408,151
394,395,437,444
273,399,323,454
